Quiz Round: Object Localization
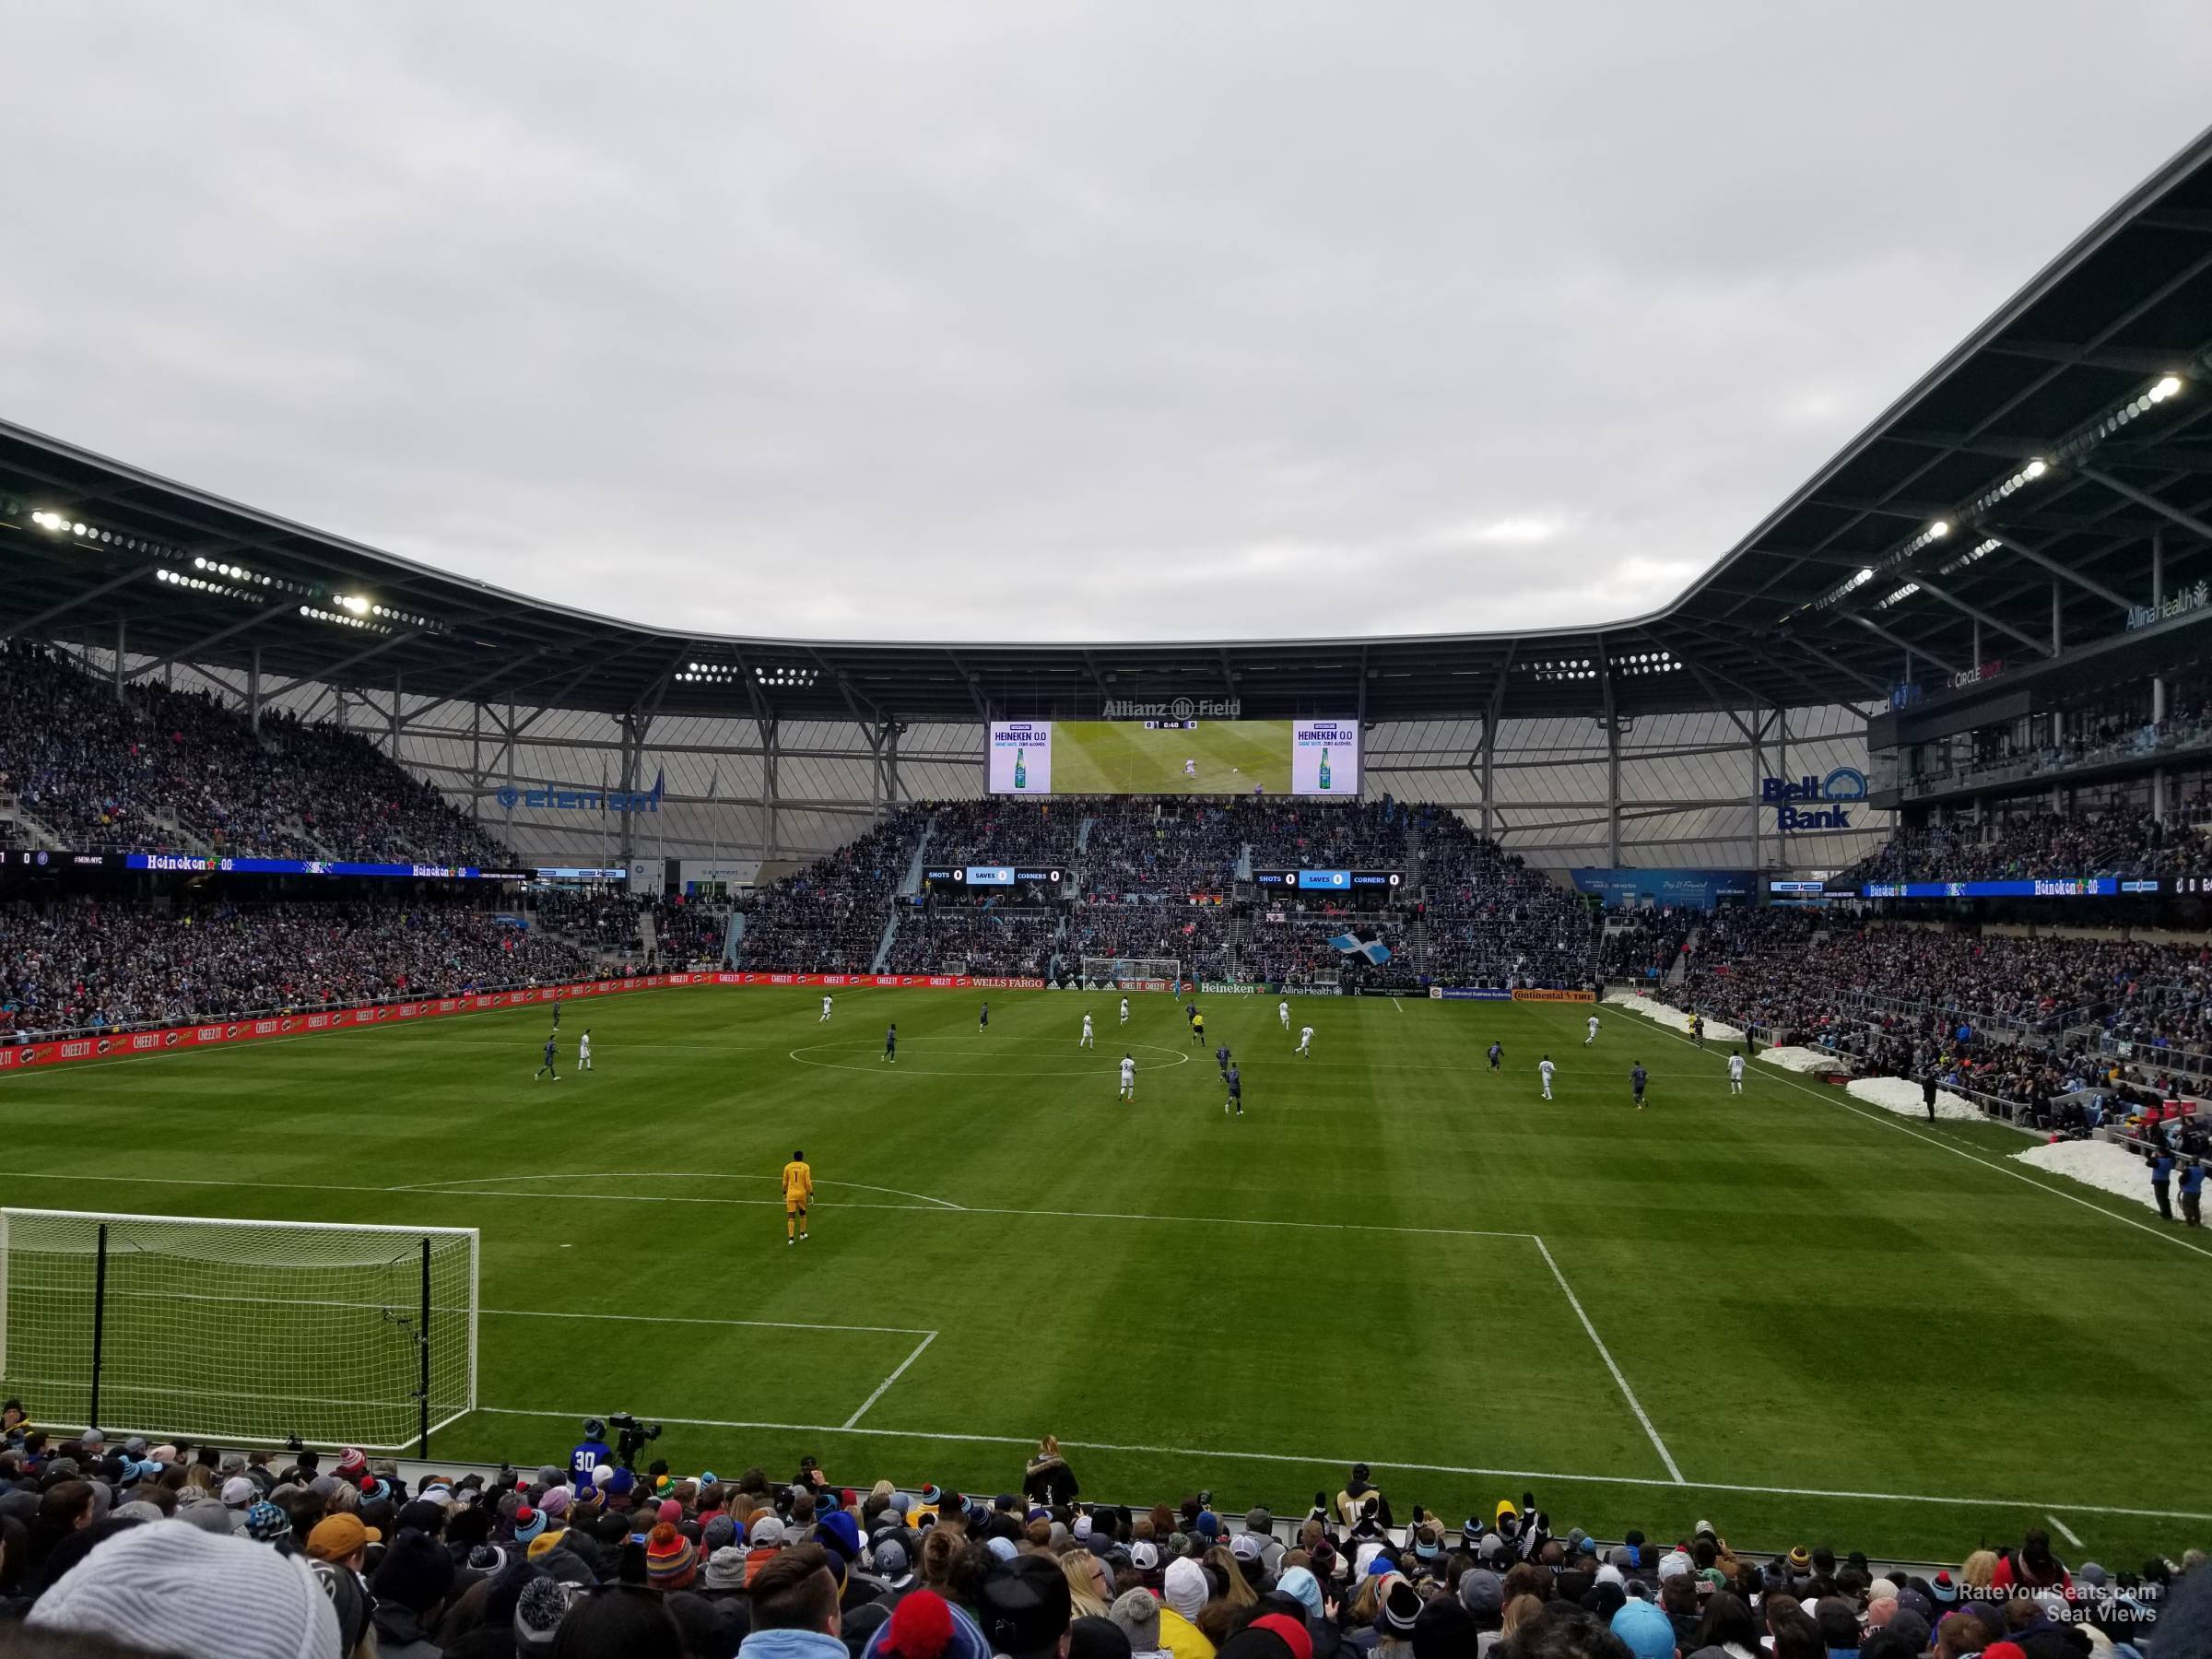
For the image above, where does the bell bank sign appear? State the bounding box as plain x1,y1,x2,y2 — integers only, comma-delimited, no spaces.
1759,766,1867,831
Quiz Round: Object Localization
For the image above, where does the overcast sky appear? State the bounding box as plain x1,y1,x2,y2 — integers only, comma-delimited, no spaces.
6,5,2209,644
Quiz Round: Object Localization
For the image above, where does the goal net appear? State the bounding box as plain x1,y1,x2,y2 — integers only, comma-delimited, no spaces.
0,1208,477,1453
1078,956,1183,992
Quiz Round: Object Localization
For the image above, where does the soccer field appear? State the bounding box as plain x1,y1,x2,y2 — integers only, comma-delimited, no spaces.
7,986,2209,1563
1051,721,1291,794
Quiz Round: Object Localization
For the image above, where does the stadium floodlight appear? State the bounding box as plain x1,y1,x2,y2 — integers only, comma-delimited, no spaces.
0,1207,477,1454
2153,375,2182,402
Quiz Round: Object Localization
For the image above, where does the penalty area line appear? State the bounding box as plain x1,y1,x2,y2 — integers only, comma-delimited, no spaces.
843,1331,939,1430
462,1407,2212,1524
1530,1235,1683,1485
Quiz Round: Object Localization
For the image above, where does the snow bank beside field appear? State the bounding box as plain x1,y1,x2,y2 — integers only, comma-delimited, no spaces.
1846,1075,1984,1123
2014,1138,2163,1211
1601,991,1745,1043
1760,1045,1844,1074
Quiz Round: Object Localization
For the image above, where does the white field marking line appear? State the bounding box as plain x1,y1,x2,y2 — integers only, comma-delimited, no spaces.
483,1306,935,1336
466,1406,2212,1524
1529,1235,1683,1485
843,1331,939,1430
0,1166,1532,1241
1616,1006,2212,1263
2045,1513,2084,1547
1392,997,1404,1013
402,1170,966,1210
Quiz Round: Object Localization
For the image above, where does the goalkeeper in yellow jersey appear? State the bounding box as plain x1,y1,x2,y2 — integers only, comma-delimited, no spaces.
782,1150,814,1246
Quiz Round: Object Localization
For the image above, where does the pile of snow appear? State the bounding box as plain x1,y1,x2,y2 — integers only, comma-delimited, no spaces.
2014,1138,2163,1211
1845,1075,1984,1123
1760,1045,1849,1075
1601,991,1746,1043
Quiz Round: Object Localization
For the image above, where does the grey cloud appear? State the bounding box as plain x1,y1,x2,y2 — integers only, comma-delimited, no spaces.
4,2,2209,643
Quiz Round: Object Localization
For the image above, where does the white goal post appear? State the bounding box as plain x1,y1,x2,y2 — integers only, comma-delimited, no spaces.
0,1208,477,1454
1078,956,1184,992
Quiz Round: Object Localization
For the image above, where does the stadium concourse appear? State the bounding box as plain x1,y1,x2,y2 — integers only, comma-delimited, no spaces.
2,1423,2205,1659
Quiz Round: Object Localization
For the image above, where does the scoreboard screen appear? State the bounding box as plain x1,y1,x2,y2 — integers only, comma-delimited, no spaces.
986,718,1359,797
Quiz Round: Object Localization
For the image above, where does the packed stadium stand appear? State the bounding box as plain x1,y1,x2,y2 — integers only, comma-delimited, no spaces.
6,1418,2194,1659
0,641,513,866
0,899,595,1039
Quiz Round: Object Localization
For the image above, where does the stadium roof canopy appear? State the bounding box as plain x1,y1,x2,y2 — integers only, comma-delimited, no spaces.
6,124,2212,726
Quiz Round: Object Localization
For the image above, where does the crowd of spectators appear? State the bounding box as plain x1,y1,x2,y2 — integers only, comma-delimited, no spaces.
1599,912,1699,985
1243,798,1408,874
1082,799,1243,900
1066,903,1236,983
1418,813,1598,989
736,814,931,976
1842,812,2212,887
1238,918,1416,989
929,800,1079,872
0,898,593,1040
1,1417,2199,1659
1670,912,2212,1109
0,641,514,866
884,908,1062,979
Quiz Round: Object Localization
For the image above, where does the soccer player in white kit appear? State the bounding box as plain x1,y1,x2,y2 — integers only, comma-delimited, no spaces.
819,995,833,1022
1183,758,1197,778
1278,999,1290,1030
1119,1053,1136,1101
1080,1012,1095,1048
1584,1014,1599,1045
578,1029,593,1071
1297,1024,1313,1057
1728,1049,1746,1095
1539,1054,1556,1100
1120,996,1130,1025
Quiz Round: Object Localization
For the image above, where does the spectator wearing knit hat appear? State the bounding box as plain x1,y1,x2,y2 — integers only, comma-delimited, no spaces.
29,1520,345,1659
1159,1557,1216,1659
650,1522,701,1592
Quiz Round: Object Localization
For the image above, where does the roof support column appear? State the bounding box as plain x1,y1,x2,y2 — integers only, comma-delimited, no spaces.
1606,716,1621,866
390,674,403,764
2154,532,2168,819
1748,710,1767,873
762,717,781,863
2052,582,2062,655
249,646,262,734
113,618,125,702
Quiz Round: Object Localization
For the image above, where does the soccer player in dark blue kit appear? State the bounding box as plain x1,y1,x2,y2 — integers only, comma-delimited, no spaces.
1630,1061,1648,1111
571,1417,611,1486
535,1032,559,1081
978,1001,989,1034
882,1023,897,1065
1225,1064,1243,1119
1488,1041,1502,1073
1215,1042,1231,1081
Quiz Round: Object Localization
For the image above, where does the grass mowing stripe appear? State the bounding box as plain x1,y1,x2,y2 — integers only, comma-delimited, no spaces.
1618,1004,2212,1263
1529,1235,1683,1484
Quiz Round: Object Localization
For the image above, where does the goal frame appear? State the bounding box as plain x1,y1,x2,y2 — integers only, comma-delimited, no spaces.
1078,956,1184,992
0,1207,479,1456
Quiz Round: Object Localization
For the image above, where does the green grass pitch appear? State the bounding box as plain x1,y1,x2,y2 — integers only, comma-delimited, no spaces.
1049,720,1292,794
7,986,2209,1563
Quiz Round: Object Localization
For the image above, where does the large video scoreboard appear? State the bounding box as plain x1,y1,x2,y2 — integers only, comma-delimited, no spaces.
986,718,1359,797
